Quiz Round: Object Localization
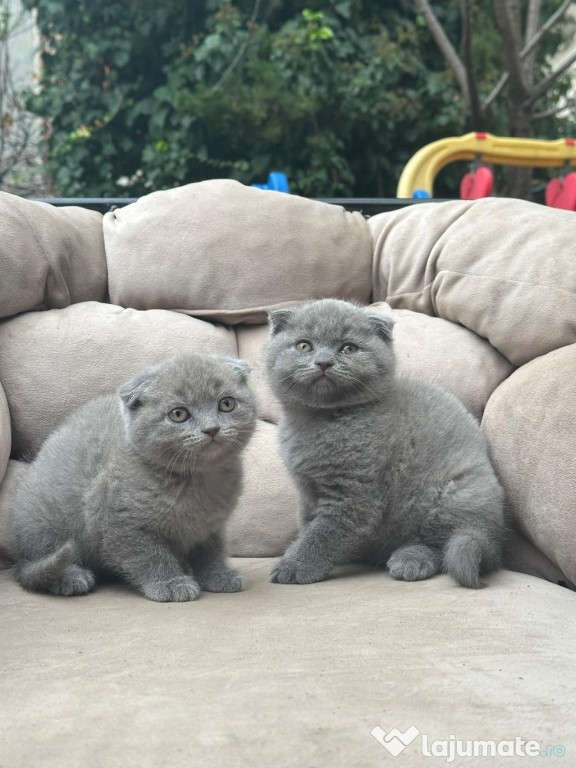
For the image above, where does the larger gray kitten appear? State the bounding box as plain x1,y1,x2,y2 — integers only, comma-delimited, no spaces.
264,299,507,589
12,353,257,601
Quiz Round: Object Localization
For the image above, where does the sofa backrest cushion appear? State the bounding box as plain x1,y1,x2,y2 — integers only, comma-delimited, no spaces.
369,198,576,366
228,421,298,557
369,303,513,420
103,180,373,324
0,460,25,568
0,192,107,320
483,343,576,585
0,383,10,487
0,302,237,457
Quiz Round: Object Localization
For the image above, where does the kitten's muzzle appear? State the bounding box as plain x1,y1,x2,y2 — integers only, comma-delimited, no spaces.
315,360,334,373
202,426,220,440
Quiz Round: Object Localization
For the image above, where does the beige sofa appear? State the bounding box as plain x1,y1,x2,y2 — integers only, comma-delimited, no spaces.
1,182,575,767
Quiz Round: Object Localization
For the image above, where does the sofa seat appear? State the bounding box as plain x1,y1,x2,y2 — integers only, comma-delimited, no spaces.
1,561,574,768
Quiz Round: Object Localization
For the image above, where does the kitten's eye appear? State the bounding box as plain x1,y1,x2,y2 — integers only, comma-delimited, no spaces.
168,407,190,423
341,343,359,354
296,341,313,353
218,397,236,413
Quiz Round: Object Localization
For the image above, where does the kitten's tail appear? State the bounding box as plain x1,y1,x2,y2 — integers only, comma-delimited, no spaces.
15,541,76,593
443,528,501,589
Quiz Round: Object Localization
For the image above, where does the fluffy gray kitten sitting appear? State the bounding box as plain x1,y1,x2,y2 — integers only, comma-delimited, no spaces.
12,353,257,601
264,299,507,589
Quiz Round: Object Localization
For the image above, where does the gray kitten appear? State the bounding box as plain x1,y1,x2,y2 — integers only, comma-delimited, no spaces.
12,353,257,601
264,299,507,589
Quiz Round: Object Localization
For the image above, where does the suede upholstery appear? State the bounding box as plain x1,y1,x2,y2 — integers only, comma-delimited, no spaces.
369,198,576,366
483,344,576,585
2,563,575,768
369,302,514,420
0,192,107,319
0,382,10,486
103,180,373,323
0,301,237,457
1,183,575,766
0,460,24,568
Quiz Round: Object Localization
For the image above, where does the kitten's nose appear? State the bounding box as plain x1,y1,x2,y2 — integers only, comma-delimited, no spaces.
202,426,220,439
316,360,334,372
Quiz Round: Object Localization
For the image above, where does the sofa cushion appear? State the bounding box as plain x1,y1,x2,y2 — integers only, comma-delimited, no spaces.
0,460,27,568
369,302,513,420
0,302,237,457
237,324,282,423
229,421,298,557
0,382,10,486
504,529,573,588
1,563,574,766
103,180,373,324
483,343,576,585
0,192,107,320
370,198,576,366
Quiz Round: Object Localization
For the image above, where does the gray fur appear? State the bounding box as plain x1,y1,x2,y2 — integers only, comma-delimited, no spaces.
12,353,257,601
264,299,507,589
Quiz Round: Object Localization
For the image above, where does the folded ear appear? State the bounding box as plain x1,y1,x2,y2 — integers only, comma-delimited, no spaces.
367,313,395,342
268,309,296,336
224,358,251,383
118,364,162,410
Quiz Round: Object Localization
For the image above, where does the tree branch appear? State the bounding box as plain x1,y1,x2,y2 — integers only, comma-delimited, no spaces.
525,0,542,43
532,98,576,120
525,48,576,107
212,0,262,93
460,0,484,127
493,0,530,101
520,0,573,59
414,0,469,102
523,0,541,81
484,0,572,109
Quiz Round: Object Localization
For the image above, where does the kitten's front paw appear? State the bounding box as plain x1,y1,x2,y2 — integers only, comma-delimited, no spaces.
143,576,200,602
56,565,96,596
270,558,329,585
387,548,438,582
198,569,245,593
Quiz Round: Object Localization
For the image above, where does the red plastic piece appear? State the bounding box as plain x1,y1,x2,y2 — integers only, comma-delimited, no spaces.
545,172,576,211
475,132,487,140
565,138,575,146
460,166,493,200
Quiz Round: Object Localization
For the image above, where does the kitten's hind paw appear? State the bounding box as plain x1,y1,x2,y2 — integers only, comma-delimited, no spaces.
142,576,200,602
270,558,329,585
387,544,439,582
197,569,245,593
56,565,96,597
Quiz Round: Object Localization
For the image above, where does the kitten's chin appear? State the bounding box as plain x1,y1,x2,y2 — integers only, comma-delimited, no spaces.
198,437,245,461
280,377,380,410
282,382,350,409
199,440,225,455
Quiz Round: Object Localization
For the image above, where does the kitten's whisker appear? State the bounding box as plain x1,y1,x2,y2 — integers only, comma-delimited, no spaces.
165,444,188,481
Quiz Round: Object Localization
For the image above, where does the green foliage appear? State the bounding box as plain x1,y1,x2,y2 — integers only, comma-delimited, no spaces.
21,0,468,196
21,0,574,197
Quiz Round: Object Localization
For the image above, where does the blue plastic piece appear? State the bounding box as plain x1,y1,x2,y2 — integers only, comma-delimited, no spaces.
412,189,431,199
251,171,290,193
